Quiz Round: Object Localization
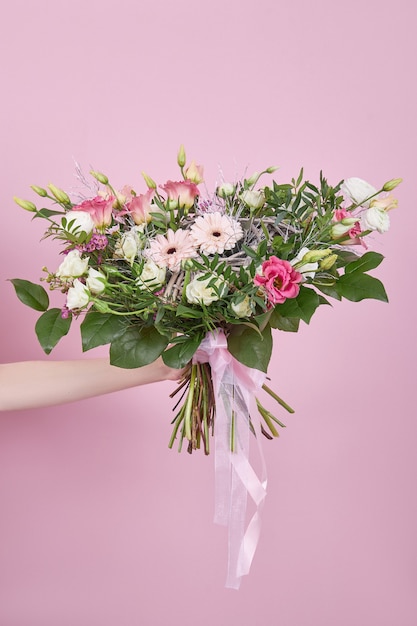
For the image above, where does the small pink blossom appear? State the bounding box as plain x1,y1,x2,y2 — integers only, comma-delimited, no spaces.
127,189,155,225
254,256,302,305
74,196,115,231
161,180,200,210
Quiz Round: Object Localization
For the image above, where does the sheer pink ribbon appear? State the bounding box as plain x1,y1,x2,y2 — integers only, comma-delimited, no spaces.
193,330,267,589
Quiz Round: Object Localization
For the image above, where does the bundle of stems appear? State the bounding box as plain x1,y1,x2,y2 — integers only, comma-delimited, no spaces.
169,365,294,455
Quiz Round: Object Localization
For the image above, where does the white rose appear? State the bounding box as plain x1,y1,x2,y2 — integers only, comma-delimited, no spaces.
136,259,166,290
340,178,377,207
66,279,90,310
186,274,226,306
56,249,89,278
290,246,318,279
361,207,390,233
62,210,95,236
86,268,106,294
231,296,253,318
240,189,265,210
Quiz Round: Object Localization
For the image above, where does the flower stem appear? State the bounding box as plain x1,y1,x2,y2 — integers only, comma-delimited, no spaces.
262,383,295,413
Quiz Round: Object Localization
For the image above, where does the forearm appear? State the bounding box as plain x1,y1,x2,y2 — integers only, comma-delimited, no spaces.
0,358,181,411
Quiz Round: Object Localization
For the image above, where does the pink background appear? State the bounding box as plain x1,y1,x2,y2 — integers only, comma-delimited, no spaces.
1,0,416,624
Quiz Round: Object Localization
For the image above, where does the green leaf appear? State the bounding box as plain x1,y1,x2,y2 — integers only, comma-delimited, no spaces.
345,251,384,274
175,304,204,318
10,279,49,311
162,333,203,369
35,308,72,354
316,283,342,300
275,286,321,324
227,324,272,373
33,208,64,219
80,312,125,352
337,272,388,303
269,311,300,332
110,325,169,368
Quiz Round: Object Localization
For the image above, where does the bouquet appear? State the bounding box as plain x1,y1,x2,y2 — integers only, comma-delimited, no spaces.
11,147,400,587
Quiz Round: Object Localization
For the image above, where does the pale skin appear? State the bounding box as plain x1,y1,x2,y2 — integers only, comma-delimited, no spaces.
0,357,183,412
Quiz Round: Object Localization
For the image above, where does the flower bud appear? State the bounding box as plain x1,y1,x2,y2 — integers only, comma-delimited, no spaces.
319,254,338,270
302,249,332,263
216,182,236,198
141,171,157,189
177,144,186,168
181,258,196,271
48,183,71,204
245,171,261,186
30,185,48,197
266,166,279,174
382,178,402,192
91,299,113,314
90,170,109,185
184,161,204,184
13,196,37,212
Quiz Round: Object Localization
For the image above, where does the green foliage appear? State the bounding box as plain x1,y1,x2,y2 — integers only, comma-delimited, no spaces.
109,325,169,368
35,308,72,354
81,312,125,351
227,324,272,372
10,279,49,311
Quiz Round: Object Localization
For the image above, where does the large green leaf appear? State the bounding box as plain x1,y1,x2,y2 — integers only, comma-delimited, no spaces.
35,308,72,354
162,333,203,369
10,279,49,311
275,286,321,324
345,251,384,274
80,312,125,352
227,324,272,373
337,272,388,302
269,311,300,332
110,325,169,369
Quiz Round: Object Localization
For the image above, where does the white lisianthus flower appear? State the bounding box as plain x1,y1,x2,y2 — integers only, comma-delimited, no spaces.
361,207,390,233
86,268,106,295
56,249,89,278
114,229,141,265
240,189,265,210
66,279,90,310
231,296,253,318
290,247,319,279
62,210,95,236
186,274,226,306
216,182,236,198
340,178,377,207
136,259,166,291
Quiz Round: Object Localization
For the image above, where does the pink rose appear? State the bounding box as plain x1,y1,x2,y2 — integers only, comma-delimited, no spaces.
74,196,115,231
160,180,199,210
254,256,302,305
127,189,155,225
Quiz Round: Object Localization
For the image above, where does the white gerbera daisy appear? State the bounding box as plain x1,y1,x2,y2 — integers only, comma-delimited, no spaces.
145,228,197,271
190,211,243,255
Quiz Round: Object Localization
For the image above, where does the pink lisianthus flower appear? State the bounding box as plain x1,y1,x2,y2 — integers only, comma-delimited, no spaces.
332,208,362,242
73,196,115,231
254,256,302,305
127,189,155,225
161,180,199,210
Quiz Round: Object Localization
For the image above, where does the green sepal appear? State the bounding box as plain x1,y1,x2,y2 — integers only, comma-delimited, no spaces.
35,308,72,354
10,279,49,311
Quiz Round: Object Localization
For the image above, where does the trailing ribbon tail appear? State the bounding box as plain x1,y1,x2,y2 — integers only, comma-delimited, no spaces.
193,329,267,589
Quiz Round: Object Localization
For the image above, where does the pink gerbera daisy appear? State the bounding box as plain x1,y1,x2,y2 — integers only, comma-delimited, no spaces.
145,228,197,271
190,211,243,255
